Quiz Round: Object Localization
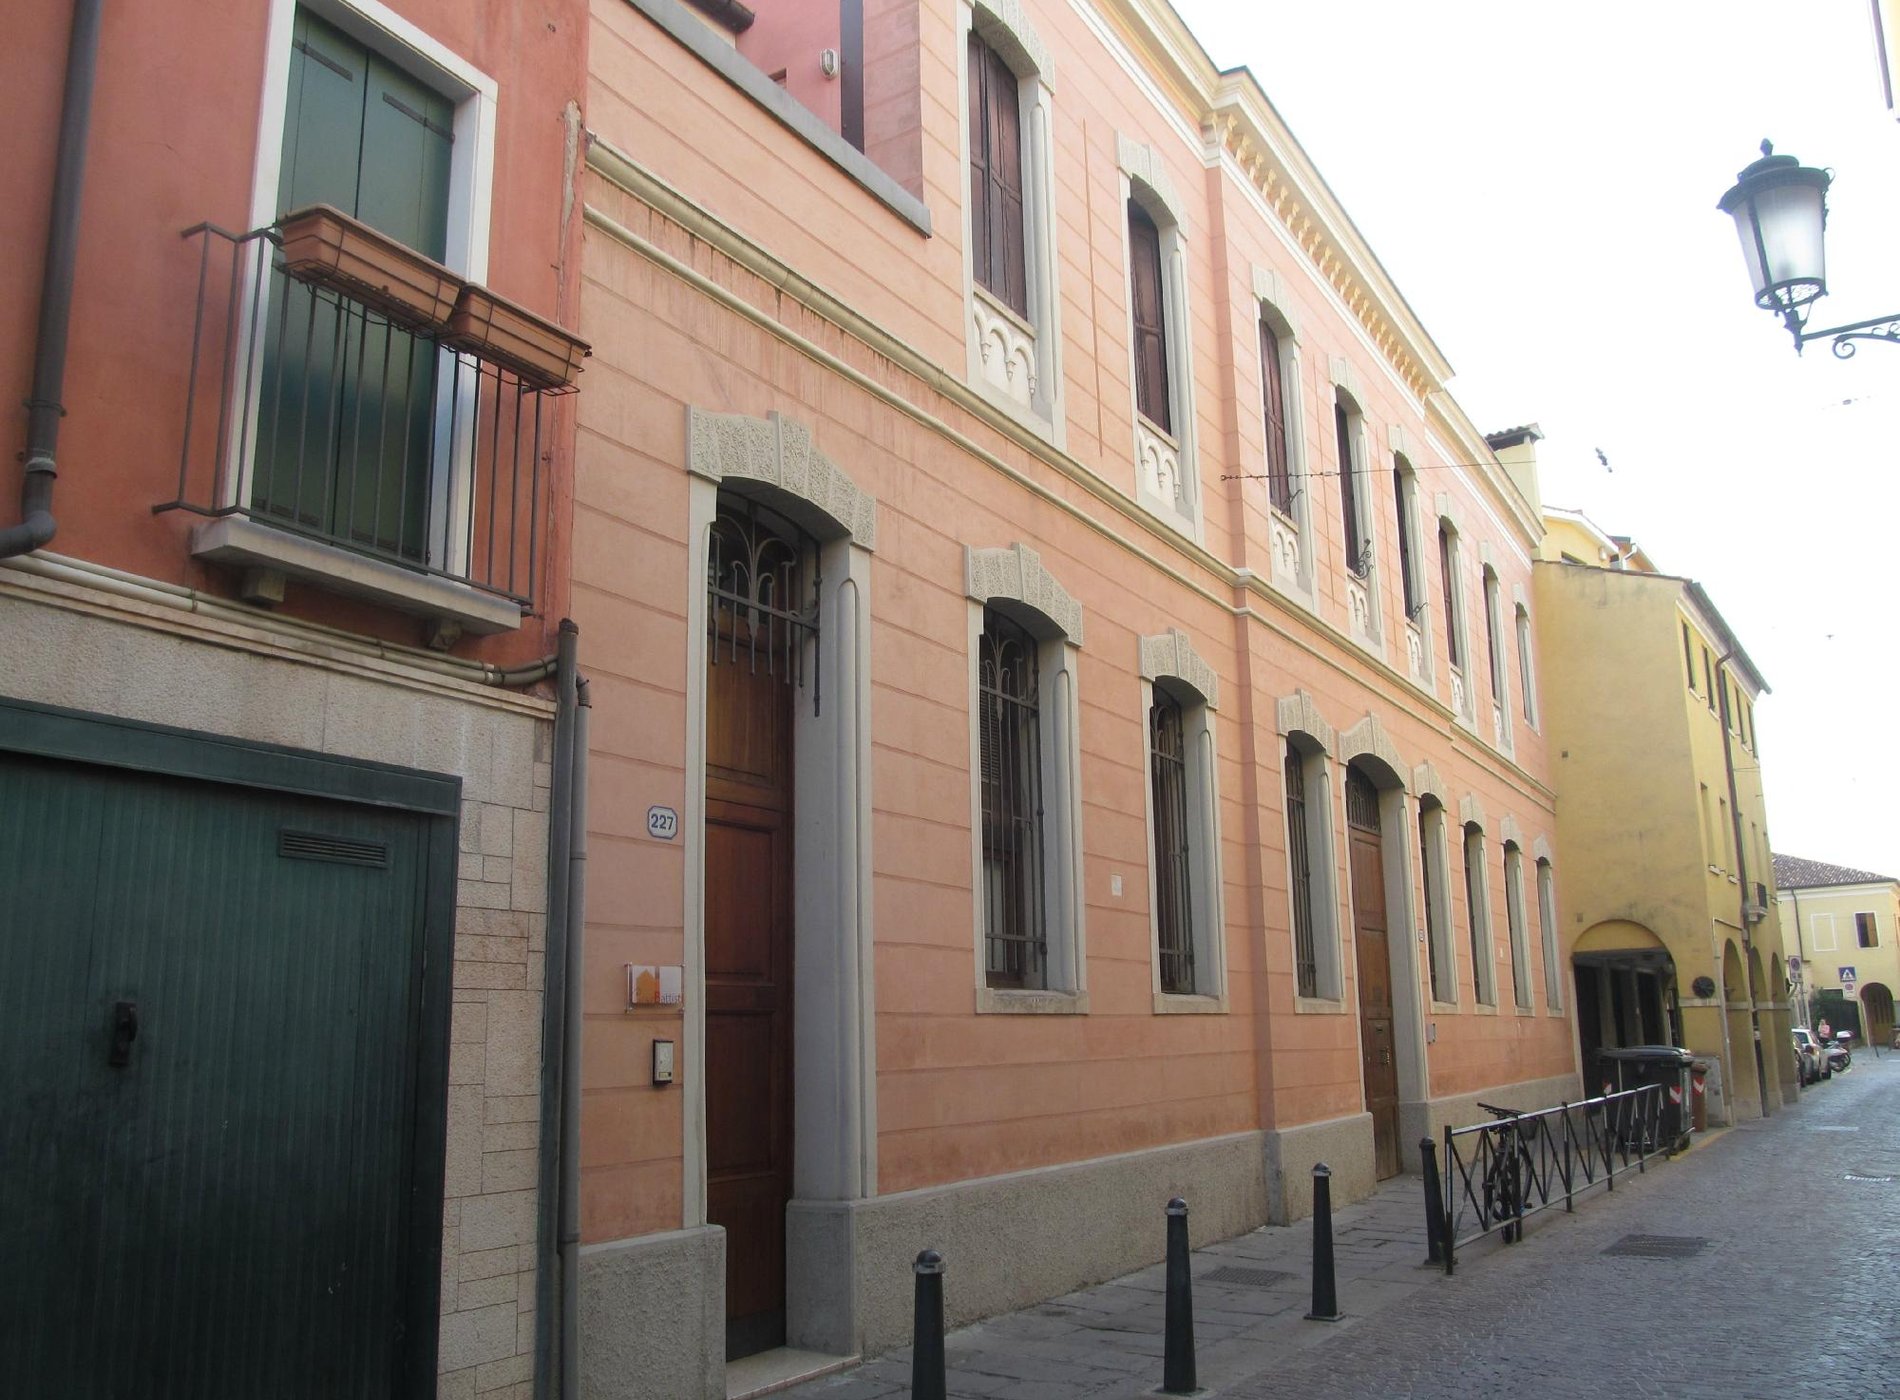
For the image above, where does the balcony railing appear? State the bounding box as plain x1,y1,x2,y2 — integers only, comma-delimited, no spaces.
158,221,577,617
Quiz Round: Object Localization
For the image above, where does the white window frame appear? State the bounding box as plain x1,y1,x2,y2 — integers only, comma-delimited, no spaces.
1117,136,1200,540
1329,360,1382,651
1276,692,1344,1008
1535,842,1562,1012
1504,841,1531,1011
1513,584,1539,730
1461,805,1497,1008
958,0,1063,443
966,545,1087,1013
1436,497,1476,728
232,0,498,564
1138,630,1226,1012
1811,912,1837,952
1253,265,1315,608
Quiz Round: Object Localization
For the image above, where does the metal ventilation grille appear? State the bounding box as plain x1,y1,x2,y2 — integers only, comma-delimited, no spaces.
1203,1266,1294,1288
278,830,390,868
1601,1234,1709,1259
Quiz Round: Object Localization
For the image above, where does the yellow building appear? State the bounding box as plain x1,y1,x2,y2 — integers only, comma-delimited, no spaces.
1534,507,1794,1123
1774,855,1900,1047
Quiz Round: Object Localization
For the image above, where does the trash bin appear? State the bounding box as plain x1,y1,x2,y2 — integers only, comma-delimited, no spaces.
1597,1046,1694,1153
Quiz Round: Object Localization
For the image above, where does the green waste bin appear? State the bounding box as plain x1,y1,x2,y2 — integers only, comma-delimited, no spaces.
1597,1045,1694,1153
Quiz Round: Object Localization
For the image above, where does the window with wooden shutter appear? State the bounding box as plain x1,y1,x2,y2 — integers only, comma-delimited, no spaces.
1394,457,1419,616
1439,524,1461,667
1260,320,1292,514
967,33,1027,318
1129,201,1171,434
1335,402,1363,573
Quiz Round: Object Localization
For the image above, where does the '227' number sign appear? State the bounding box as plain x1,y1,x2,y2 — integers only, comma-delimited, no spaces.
646,805,679,841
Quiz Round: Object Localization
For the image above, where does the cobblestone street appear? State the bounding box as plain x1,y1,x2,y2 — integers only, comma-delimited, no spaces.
777,1056,1900,1399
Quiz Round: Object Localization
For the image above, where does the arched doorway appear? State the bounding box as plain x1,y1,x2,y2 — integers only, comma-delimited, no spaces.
1863,982,1896,1048
1571,921,1675,1091
1343,760,1409,1180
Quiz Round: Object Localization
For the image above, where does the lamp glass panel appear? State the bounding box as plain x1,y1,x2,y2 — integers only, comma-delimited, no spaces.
1737,181,1827,310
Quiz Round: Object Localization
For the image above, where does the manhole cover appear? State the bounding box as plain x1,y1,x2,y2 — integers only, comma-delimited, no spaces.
1203,1266,1294,1288
1844,1173,1895,1184
1601,1234,1709,1259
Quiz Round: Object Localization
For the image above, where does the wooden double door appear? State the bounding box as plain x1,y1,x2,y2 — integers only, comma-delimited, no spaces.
1347,769,1401,1181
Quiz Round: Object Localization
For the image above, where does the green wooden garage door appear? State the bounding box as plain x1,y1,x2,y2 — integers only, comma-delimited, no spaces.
0,741,448,1398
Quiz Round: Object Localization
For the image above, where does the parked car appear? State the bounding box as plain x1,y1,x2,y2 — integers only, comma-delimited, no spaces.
1792,1028,1825,1085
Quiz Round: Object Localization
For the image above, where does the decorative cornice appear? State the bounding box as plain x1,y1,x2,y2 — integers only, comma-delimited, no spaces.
1275,689,1335,755
1459,793,1486,829
972,0,1053,86
1117,134,1184,224
1341,714,1408,790
1138,627,1218,709
1412,760,1446,800
965,543,1084,643
687,407,878,547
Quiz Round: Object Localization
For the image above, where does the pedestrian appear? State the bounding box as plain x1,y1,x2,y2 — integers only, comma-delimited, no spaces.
1819,1017,1832,1040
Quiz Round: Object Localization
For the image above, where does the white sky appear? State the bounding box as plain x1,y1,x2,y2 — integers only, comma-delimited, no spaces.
1171,0,1900,877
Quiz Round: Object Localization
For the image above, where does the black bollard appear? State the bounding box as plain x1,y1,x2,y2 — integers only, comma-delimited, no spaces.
1304,1163,1341,1322
1161,1197,1197,1394
911,1249,946,1400
1419,1137,1446,1267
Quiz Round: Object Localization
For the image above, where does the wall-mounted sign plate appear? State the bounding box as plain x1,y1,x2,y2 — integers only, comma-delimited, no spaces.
646,805,679,840
628,963,683,1007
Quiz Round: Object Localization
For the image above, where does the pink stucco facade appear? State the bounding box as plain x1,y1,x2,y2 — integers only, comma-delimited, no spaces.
571,0,1576,1386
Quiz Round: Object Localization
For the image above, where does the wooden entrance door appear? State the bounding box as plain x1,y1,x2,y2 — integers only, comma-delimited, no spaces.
1347,770,1399,1180
704,504,801,1360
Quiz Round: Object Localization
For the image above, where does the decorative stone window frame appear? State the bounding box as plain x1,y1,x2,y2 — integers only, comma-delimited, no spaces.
1252,265,1315,609
1329,359,1382,654
1340,714,1428,1111
1117,136,1201,539
1138,629,1227,1012
958,0,1064,443
1534,836,1562,1013
1478,545,1514,757
1435,495,1476,729
1513,583,1539,731
1413,760,1459,1013
966,544,1087,1014
1277,691,1345,1009
1501,821,1532,1012
1460,793,1498,1009
680,408,879,1228
1389,424,1433,688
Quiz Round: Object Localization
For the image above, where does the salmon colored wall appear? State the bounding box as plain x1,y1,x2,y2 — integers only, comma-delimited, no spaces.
0,0,587,665
737,0,844,132
574,0,1573,1243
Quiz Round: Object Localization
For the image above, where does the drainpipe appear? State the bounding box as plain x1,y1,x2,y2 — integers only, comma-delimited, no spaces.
535,620,580,1400
1789,887,1810,1030
3,0,104,558
561,674,590,1400
1715,652,1768,1117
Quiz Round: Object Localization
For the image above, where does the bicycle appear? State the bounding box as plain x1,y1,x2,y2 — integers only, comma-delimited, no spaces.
1476,1102,1535,1242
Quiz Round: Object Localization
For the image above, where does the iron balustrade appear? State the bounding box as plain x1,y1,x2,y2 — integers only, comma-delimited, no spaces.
1439,1083,1665,1274
158,222,564,609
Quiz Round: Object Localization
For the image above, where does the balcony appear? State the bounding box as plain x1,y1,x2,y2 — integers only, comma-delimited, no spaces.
158,216,586,642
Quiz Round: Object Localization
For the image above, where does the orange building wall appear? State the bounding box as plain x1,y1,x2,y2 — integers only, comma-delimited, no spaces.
0,0,588,665
573,0,1575,1245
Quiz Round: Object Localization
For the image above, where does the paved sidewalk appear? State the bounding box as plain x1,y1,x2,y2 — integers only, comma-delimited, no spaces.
778,1057,1900,1398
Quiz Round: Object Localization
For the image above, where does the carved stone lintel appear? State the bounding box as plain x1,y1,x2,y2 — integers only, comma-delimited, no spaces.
1275,690,1336,755
1341,714,1409,790
965,542,1084,644
1460,792,1486,830
1116,135,1183,221
1500,812,1524,848
1412,760,1446,801
1138,627,1218,710
687,407,878,548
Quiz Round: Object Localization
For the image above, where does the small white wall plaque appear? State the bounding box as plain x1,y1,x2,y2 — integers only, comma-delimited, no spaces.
646,805,679,840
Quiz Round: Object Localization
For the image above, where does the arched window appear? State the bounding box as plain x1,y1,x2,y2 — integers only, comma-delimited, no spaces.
1418,797,1455,1004
1504,841,1531,1009
1463,821,1495,1005
1536,856,1561,1010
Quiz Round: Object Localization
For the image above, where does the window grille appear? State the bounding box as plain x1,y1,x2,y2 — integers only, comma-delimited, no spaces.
980,608,1046,989
707,497,820,713
1150,694,1194,994
1287,744,1318,998
1345,766,1381,832
1421,805,1448,1002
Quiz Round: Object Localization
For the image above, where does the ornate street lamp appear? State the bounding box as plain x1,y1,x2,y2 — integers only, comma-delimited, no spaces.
1719,140,1900,356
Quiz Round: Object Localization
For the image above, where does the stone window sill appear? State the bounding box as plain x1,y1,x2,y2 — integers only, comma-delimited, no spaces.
976,987,1090,1015
1153,991,1228,1015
